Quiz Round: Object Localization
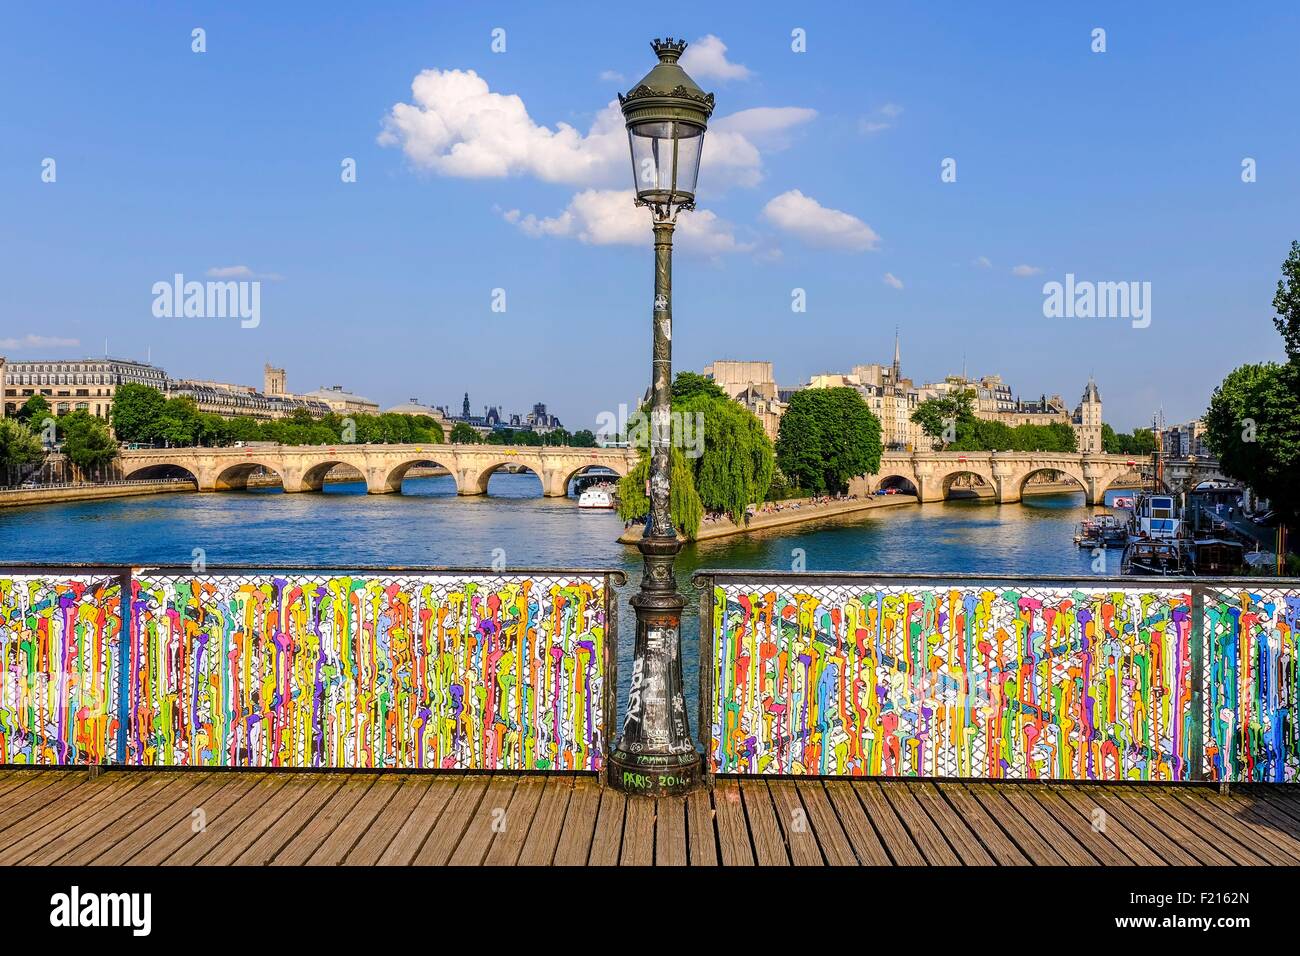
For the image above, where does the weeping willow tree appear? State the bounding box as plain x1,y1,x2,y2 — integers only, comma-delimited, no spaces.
617,447,703,539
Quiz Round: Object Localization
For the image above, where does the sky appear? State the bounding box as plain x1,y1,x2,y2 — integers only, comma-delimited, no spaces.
3,2,1298,433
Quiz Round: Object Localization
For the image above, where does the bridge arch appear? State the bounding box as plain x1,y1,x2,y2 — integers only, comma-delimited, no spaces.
213,461,286,492
380,458,459,495
461,459,544,497
296,459,367,494
1017,465,1087,502
123,462,199,485
872,474,919,496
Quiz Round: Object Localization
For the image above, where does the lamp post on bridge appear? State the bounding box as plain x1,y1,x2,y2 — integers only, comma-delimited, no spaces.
607,38,713,797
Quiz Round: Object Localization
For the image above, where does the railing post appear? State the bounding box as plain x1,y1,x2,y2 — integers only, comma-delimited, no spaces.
115,567,131,768
1189,582,1205,783
695,573,715,784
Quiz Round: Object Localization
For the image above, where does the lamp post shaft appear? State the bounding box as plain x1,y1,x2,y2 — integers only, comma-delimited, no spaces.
607,218,701,796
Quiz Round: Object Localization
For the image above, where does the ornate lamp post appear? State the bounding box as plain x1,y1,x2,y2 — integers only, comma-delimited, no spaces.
608,38,713,796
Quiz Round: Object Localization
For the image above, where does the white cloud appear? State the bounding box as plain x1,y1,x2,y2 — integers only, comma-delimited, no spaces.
973,255,993,268
679,35,751,81
505,189,749,255
859,121,891,135
0,334,79,350
761,190,880,251
599,70,626,83
859,103,903,135
379,68,806,191
879,103,903,118
1011,264,1043,277
206,265,283,280
883,272,904,290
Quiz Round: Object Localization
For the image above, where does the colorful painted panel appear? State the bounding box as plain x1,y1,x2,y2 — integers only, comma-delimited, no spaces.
1204,587,1300,783
0,574,123,765
709,582,1195,780
128,573,608,771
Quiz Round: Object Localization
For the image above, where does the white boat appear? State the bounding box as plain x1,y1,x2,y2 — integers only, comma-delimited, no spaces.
578,483,617,510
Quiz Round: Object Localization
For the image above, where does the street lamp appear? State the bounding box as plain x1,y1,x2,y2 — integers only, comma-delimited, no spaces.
608,38,713,797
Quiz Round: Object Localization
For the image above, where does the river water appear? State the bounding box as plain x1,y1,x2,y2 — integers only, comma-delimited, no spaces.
0,474,1128,717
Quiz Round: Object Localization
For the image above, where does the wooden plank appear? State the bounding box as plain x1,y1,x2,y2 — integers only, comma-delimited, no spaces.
739,779,789,866
14,773,179,865
49,773,211,865
412,776,491,866
132,773,267,865
225,775,344,865
619,796,655,866
0,771,148,862
823,780,891,865
516,777,572,866
852,782,926,865
552,776,600,866
483,775,546,866
1133,788,1260,865
344,777,431,865
654,796,688,866
1196,789,1300,861
1008,785,1123,868
962,784,1067,865
793,781,857,866
713,779,754,865
90,772,239,866
448,776,518,865
1166,787,1300,864
995,786,1103,866
587,786,626,866
1080,786,1214,866
189,774,324,866
1252,788,1300,828
877,781,961,865
374,776,459,865
767,779,823,866
1049,786,1168,865
0,772,96,842
282,775,388,866
932,784,1029,865
908,783,994,865
685,788,718,866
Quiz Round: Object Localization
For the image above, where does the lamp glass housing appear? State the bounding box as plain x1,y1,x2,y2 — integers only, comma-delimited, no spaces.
628,120,704,209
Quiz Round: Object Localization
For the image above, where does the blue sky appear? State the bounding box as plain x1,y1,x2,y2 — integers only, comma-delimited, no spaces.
3,2,1298,432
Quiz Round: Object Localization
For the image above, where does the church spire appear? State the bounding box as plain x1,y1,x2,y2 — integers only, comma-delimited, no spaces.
891,326,901,383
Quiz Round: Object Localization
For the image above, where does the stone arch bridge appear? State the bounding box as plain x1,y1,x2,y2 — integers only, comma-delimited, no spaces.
119,444,637,497
860,451,1158,506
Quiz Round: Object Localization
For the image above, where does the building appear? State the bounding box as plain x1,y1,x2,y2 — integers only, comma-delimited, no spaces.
2,356,169,419
803,334,932,451
263,364,287,397
385,398,450,431
298,385,380,416
703,360,788,441
1071,379,1104,454
167,378,330,421
440,393,560,437
1162,418,1208,458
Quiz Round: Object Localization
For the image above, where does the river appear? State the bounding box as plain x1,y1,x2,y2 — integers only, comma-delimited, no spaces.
0,473,1129,717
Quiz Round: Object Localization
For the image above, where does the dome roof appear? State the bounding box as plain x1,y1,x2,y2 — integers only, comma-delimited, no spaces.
386,398,438,415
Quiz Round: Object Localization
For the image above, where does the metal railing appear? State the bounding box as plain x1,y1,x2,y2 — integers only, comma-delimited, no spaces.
0,563,624,772
694,570,1300,784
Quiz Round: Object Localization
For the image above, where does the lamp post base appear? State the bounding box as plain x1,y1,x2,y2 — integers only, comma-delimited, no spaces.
607,748,701,797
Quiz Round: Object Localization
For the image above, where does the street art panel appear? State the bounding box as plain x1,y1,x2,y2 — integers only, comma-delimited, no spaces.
1204,587,1300,783
0,574,123,765
708,581,1196,780
128,572,609,771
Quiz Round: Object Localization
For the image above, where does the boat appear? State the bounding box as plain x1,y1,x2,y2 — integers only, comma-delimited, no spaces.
1190,538,1245,575
1121,539,1193,576
1073,513,1128,548
578,482,618,510
1120,492,1194,575
1128,493,1183,541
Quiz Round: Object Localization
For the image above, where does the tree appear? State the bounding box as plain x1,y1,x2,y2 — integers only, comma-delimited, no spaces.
677,392,774,523
111,383,167,445
449,422,481,444
57,411,118,474
1204,361,1300,523
777,387,882,494
16,394,51,427
0,418,45,481
570,429,598,448
671,372,728,403
1273,239,1300,362
617,446,703,539
911,390,976,448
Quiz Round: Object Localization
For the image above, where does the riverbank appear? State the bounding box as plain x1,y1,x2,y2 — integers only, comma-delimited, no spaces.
0,479,195,508
618,494,918,544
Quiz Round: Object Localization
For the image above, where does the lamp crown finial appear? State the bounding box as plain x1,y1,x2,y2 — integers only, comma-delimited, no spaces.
651,38,687,62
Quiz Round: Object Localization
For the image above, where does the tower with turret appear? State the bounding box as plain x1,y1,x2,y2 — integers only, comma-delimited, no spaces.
1072,378,1103,453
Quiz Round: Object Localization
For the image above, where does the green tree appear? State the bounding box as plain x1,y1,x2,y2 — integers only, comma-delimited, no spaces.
671,372,728,402
16,394,51,426
111,383,167,445
156,396,202,447
616,446,703,539
57,411,118,474
1273,239,1300,362
0,418,46,480
677,392,774,523
777,387,882,494
570,429,598,448
911,390,977,449
449,422,481,444
1204,361,1300,523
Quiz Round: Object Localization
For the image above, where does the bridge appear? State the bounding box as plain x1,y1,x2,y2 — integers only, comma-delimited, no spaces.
859,450,1168,505
119,443,637,497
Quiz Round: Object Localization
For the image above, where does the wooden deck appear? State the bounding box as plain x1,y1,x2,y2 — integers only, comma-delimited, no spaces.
2,768,1299,865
